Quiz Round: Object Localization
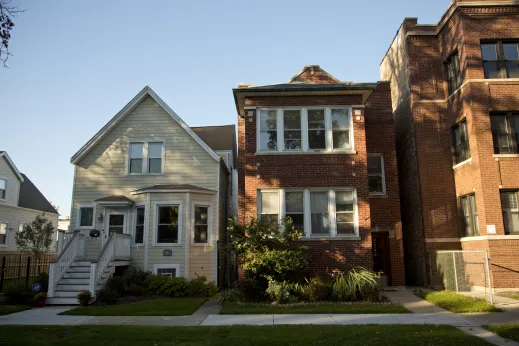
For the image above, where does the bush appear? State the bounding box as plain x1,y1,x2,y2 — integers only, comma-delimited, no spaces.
4,285,33,305
36,273,49,293
160,277,188,297
332,268,381,302
266,280,298,304
124,268,152,287
125,284,146,297
98,289,119,305
217,288,245,304
105,276,125,296
304,277,331,302
145,275,171,295
233,278,267,302
76,290,91,306
186,276,218,297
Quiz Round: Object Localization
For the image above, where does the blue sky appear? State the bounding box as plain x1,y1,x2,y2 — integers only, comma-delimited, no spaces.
0,0,450,217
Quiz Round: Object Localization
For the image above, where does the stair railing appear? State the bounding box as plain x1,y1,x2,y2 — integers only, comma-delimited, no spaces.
48,230,85,297
89,232,115,297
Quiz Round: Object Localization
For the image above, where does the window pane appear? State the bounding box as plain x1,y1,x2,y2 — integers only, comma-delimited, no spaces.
261,214,279,225
148,143,163,158
368,156,382,174
369,176,384,194
506,62,519,78
109,215,124,226
483,62,500,79
285,192,303,213
260,110,277,130
311,192,329,234
135,225,144,244
130,158,143,173
157,224,178,243
284,131,302,150
286,213,304,232
0,179,6,190
308,109,326,150
501,192,518,210
333,130,350,149
504,212,519,234
308,110,325,128
130,143,143,158
260,110,277,151
136,207,145,225
308,130,326,149
259,131,277,151
481,43,497,60
194,225,208,243
311,213,330,234
504,43,519,60
0,223,6,244
283,110,301,129
158,206,179,224
331,109,350,129
148,158,162,173
195,207,208,224
261,192,279,214
80,207,93,227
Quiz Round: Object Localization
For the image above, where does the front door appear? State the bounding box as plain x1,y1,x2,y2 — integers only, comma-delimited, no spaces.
372,232,391,286
103,212,126,246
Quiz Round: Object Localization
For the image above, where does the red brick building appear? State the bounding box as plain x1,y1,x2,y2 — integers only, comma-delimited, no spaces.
233,66,406,287
381,0,519,289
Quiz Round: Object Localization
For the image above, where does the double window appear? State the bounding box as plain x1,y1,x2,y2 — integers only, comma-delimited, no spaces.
257,107,353,153
259,188,358,237
134,206,145,245
501,191,519,235
129,141,164,174
481,41,519,79
445,52,462,95
460,194,479,237
453,120,471,163
368,155,386,195
77,205,95,229
155,204,180,245
490,113,519,154
0,178,6,200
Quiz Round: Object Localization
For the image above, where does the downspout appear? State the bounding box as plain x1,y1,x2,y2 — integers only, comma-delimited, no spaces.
185,192,190,278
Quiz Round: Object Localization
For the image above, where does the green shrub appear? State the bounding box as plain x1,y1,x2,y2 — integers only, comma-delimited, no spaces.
233,278,267,302
125,284,146,297
332,268,381,302
105,276,125,296
217,288,245,304
266,280,298,304
145,275,171,295
304,277,331,302
36,273,49,292
98,289,118,305
186,276,218,297
124,268,152,287
160,277,188,297
4,285,33,305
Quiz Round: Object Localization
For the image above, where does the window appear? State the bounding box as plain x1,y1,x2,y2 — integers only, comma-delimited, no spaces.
460,194,479,237
128,141,164,174
285,191,304,232
445,52,462,94
490,113,519,154
308,109,326,150
259,191,279,225
501,191,519,235
335,191,355,235
257,107,353,153
154,264,179,277
368,155,386,195
453,121,471,163
156,205,179,244
331,109,351,149
0,178,6,200
78,206,94,228
310,191,330,235
18,223,26,233
0,223,6,245
481,41,519,78
134,206,145,244
259,109,278,151
194,206,209,244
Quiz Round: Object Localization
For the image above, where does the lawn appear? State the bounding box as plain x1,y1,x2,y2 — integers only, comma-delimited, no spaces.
0,305,31,315
221,302,409,314
415,290,501,313
485,324,519,342
0,325,490,345
59,298,207,316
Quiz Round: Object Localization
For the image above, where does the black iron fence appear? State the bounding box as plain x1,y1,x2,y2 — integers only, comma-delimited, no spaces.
0,254,55,293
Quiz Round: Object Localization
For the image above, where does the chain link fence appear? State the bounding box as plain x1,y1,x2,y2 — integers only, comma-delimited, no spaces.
429,250,494,304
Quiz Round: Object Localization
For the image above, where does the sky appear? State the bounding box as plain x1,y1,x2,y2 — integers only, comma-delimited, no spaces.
0,0,451,218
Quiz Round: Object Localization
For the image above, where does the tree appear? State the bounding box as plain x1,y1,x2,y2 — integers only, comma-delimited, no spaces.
227,217,308,283
0,0,24,67
15,214,55,265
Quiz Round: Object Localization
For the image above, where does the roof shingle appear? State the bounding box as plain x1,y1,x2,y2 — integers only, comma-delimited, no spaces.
18,174,59,214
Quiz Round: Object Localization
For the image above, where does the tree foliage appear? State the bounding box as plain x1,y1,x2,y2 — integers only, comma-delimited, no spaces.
0,0,23,67
15,214,55,262
227,217,308,282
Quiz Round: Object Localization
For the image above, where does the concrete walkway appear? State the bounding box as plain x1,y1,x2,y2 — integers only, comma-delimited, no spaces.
460,291,519,312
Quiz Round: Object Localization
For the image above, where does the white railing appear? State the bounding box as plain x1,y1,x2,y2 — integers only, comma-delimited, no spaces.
114,233,132,259
89,233,115,297
48,231,85,297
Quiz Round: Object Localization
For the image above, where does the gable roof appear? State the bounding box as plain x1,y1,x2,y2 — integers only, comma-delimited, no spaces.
288,65,342,84
70,86,221,165
0,152,24,182
18,174,59,214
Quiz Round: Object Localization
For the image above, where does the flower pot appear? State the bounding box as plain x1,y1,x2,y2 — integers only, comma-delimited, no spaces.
35,299,46,308
79,299,89,307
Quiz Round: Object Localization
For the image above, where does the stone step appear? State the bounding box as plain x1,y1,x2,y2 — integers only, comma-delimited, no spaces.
56,284,90,291
47,297,79,305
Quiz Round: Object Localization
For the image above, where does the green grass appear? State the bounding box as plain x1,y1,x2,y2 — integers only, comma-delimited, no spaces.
485,324,519,342
0,325,491,345
221,302,409,314
0,305,31,315
59,298,207,316
415,290,501,313
499,293,519,300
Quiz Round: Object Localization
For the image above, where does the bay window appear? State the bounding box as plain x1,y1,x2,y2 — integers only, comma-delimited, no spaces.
155,205,180,245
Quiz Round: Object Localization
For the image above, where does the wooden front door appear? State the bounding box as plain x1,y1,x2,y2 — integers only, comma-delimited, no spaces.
372,232,392,286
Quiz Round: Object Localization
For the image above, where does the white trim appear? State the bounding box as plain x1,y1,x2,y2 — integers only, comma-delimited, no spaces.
144,193,150,271
152,200,183,247
153,263,180,277
185,193,190,278
132,204,145,247
425,238,461,243
191,202,212,246
0,152,24,182
132,188,216,195
494,154,519,159
76,203,96,229
255,150,357,156
461,235,519,242
453,158,472,169
70,86,220,164
0,221,8,247
368,154,386,195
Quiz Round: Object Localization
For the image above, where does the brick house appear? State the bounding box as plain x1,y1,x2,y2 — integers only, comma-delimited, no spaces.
233,66,406,287
381,0,519,289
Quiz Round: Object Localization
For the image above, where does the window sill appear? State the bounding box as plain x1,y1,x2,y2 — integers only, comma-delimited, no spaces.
255,150,357,156
299,236,361,241
452,158,472,169
493,154,519,159
127,173,164,176
369,193,387,198
152,243,182,247
460,234,519,241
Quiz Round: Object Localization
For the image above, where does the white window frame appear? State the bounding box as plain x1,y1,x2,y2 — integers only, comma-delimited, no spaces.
0,177,7,201
153,263,180,277
368,154,387,196
105,210,128,235
256,107,354,154
191,202,211,246
153,201,182,247
76,203,96,229
133,204,145,246
127,140,165,175
284,189,305,232
257,188,359,238
0,221,8,247
501,190,519,235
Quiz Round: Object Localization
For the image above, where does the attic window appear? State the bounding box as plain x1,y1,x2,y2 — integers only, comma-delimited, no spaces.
128,141,164,174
